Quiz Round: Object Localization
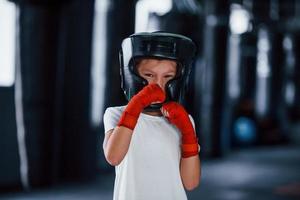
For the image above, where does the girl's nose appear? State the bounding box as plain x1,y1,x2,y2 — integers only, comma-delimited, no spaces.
155,78,165,91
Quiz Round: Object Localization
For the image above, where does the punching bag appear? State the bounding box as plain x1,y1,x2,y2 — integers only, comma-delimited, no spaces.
222,3,258,148
253,24,286,144
198,0,230,157
19,2,62,186
16,0,96,188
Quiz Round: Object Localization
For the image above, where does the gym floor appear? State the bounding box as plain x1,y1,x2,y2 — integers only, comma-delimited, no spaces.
1,145,300,200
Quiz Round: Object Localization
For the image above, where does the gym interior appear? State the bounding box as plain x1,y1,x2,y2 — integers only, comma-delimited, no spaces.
0,0,299,199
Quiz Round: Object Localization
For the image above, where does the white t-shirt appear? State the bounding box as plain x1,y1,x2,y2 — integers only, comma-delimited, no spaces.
103,105,195,200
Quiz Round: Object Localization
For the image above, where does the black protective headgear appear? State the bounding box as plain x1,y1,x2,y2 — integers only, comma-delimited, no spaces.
119,32,196,111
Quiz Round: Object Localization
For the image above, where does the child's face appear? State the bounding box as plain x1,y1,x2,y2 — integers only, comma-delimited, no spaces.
137,59,177,92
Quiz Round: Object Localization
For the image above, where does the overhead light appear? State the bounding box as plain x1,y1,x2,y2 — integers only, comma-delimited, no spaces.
135,0,172,32
229,4,251,35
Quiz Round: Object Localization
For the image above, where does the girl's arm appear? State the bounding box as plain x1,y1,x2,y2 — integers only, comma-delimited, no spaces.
180,155,201,190
161,102,201,191
103,126,133,166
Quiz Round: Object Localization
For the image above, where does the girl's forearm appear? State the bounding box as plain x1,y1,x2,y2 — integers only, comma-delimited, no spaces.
104,126,133,166
180,155,201,191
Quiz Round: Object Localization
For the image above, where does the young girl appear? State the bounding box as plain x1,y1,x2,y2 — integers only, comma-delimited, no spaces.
103,32,201,200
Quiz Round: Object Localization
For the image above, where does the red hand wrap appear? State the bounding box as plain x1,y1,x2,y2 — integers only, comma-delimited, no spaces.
118,83,165,130
162,102,199,158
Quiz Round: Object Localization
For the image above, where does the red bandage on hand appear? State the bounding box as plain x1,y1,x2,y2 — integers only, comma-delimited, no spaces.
118,83,165,130
161,102,199,158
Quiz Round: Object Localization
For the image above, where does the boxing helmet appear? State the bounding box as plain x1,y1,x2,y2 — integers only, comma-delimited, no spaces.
119,32,196,111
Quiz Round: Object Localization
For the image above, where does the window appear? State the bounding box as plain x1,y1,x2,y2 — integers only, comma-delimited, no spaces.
135,0,172,32
0,1,17,87
90,0,109,126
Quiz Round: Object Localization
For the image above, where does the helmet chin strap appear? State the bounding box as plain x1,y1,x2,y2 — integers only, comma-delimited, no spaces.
144,103,162,112
144,91,173,112
143,84,175,112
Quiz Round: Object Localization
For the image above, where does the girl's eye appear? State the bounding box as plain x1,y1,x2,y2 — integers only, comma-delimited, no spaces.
144,74,154,78
165,75,175,79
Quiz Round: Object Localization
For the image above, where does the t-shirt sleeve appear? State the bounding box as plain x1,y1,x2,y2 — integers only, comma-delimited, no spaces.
103,107,123,134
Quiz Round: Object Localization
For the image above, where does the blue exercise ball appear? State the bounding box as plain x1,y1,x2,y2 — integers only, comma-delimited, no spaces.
233,117,257,144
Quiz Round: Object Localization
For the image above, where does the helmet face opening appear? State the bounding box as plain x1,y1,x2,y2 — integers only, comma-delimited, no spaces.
119,32,196,111
131,57,183,79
